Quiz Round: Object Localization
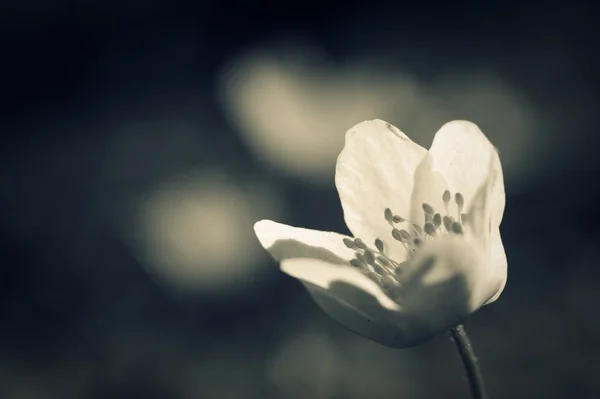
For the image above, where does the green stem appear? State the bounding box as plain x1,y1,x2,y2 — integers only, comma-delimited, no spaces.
450,324,489,399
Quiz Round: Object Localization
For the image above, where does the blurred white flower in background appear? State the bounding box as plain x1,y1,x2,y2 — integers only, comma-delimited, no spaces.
255,119,506,348
127,171,282,295
103,120,283,296
218,38,538,187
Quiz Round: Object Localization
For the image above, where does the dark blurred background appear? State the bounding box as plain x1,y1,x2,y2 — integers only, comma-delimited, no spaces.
1,1,599,398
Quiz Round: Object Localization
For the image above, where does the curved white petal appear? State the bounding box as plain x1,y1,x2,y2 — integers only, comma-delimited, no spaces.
401,236,502,316
409,152,451,227
254,220,355,265
282,236,502,348
485,227,507,304
429,121,507,298
281,257,410,348
428,121,505,226
281,258,401,311
335,120,428,262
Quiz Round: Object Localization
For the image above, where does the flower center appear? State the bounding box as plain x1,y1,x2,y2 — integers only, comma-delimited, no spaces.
342,189,468,301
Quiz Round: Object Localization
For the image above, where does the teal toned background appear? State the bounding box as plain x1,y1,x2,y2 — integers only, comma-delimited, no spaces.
1,1,598,398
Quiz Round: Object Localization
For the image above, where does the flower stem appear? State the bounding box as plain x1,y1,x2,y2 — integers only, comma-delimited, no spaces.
450,324,489,399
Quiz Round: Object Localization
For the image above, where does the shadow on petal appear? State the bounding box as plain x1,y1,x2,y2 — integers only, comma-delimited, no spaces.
267,239,350,265
299,262,474,348
402,275,472,336
304,281,410,348
402,239,485,315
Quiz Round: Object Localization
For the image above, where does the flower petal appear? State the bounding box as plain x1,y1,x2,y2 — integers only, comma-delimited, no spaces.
428,120,505,226
409,152,451,227
400,236,501,317
281,258,401,311
253,219,355,265
283,237,502,348
485,227,507,304
429,121,507,296
457,153,508,303
335,120,428,261
281,257,410,347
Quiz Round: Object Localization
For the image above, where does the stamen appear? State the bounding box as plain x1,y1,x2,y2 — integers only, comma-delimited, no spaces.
392,215,405,223
371,262,388,276
384,208,393,223
455,192,464,209
425,212,433,223
343,238,356,249
443,216,452,232
374,238,384,253
443,190,451,215
356,252,368,264
443,190,451,204
377,256,391,267
360,191,471,296
353,238,367,250
365,270,383,283
363,250,376,265
455,192,464,219
399,229,412,240
391,228,414,254
433,213,442,228
422,203,435,215
412,224,423,236
451,221,463,235
424,222,437,236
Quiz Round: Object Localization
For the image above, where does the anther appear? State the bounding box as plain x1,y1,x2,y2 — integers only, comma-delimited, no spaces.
399,229,411,240
356,252,368,264
422,203,435,214
384,208,393,223
392,215,405,223
343,238,356,249
443,190,451,204
451,221,463,235
424,222,437,236
350,259,365,268
363,250,376,265
455,192,464,209
425,212,433,223
353,238,367,250
393,228,411,242
433,213,442,227
413,237,423,247
443,216,452,232
374,238,384,253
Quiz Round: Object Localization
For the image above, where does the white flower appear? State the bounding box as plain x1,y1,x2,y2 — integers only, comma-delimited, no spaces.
254,119,506,348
